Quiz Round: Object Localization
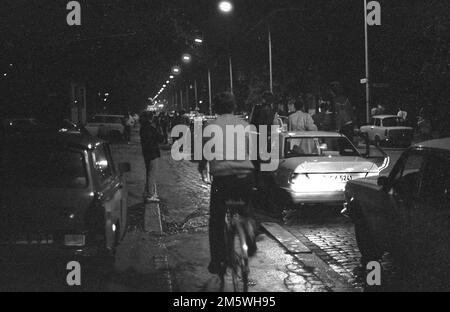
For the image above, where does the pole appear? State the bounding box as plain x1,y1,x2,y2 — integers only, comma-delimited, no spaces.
208,69,212,115
180,89,183,110
194,80,199,111
186,85,190,111
364,0,370,123
229,55,234,94
268,26,273,93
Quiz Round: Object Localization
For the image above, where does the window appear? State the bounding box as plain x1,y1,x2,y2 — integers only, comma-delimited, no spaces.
285,137,359,158
92,145,113,183
420,155,450,202
382,117,400,127
92,116,105,123
374,119,381,127
392,151,426,195
1,143,88,188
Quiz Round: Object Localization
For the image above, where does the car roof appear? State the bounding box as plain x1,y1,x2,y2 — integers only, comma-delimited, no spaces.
4,131,104,151
282,131,344,138
372,115,398,119
414,138,450,151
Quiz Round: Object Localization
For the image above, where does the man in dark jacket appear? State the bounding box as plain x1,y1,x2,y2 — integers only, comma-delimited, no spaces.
140,111,164,202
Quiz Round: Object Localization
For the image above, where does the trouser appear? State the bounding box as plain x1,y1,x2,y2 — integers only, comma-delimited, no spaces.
144,157,159,195
209,174,254,266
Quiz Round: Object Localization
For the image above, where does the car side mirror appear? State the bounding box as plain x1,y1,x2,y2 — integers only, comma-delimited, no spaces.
118,162,131,175
377,176,389,189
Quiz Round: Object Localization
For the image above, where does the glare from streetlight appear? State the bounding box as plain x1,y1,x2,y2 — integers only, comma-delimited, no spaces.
218,1,233,13
172,66,181,75
182,54,192,63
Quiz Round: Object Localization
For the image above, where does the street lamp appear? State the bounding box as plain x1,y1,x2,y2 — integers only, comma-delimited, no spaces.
182,54,192,63
218,1,233,14
172,66,181,75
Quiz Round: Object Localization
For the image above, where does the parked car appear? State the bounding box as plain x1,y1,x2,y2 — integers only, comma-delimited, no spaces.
85,114,125,140
343,138,450,290
0,131,130,266
360,115,413,147
263,131,388,215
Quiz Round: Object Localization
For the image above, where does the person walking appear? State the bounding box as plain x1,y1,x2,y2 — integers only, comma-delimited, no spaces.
140,111,164,202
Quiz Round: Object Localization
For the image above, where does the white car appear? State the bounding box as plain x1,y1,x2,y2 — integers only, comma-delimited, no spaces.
263,131,388,212
360,115,413,147
85,115,125,139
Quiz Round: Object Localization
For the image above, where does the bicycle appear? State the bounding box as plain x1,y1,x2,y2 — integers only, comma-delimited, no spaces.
219,198,250,292
202,168,252,292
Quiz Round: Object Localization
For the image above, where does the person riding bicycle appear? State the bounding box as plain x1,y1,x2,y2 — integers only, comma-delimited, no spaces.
198,92,257,275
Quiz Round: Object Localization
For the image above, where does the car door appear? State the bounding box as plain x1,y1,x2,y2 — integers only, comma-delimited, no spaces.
386,150,428,259
406,152,450,289
92,144,123,249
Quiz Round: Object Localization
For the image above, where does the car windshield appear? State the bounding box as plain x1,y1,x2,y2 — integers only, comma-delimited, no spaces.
285,137,360,158
383,117,401,127
0,143,88,188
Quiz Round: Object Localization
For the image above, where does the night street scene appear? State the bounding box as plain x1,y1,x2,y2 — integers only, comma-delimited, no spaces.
0,0,449,296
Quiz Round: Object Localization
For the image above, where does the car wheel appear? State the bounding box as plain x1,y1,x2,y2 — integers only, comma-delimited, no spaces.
354,213,383,267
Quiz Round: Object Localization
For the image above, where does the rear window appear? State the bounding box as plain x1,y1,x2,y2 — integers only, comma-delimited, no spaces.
285,137,360,158
383,117,401,127
0,144,88,188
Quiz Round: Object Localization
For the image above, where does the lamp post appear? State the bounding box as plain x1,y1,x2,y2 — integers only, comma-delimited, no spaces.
364,0,371,123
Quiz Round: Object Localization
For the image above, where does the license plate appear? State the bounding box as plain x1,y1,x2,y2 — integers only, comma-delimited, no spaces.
64,235,85,247
323,175,353,182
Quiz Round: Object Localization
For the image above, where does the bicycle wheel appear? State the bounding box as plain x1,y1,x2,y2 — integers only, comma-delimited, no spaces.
231,225,249,292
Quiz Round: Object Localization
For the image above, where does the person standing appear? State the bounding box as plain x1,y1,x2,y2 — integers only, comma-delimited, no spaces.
288,99,318,132
140,112,164,202
397,106,408,123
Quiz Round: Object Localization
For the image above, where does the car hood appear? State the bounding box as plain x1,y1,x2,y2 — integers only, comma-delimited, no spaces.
280,157,378,173
0,187,91,238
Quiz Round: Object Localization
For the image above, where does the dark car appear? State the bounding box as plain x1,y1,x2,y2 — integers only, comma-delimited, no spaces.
343,138,450,290
0,131,130,278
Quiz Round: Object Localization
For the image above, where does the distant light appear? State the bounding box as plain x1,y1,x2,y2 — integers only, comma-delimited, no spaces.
9,64,13,67
166,80,170,84
194,38,203,44
172,66,181,75
182,54,192,63
218,1,233,13
3,73,7,77
170,75,174,79
199,100,203,104
163,84,166,88
105,93,109,97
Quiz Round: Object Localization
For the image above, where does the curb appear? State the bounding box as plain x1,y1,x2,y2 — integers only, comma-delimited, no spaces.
144,199,173,292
